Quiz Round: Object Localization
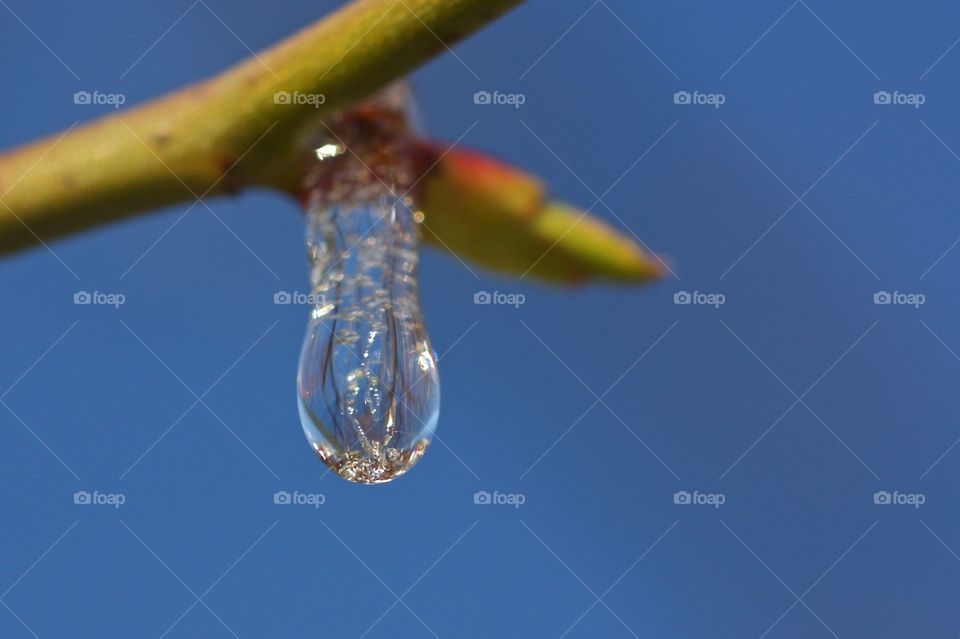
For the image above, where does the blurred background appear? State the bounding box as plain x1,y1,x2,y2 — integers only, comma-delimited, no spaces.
1,0,959,636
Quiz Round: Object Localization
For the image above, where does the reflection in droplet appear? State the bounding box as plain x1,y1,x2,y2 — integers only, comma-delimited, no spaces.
297,188,440,484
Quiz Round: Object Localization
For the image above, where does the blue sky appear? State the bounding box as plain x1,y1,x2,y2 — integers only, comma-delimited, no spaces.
1,0,959,636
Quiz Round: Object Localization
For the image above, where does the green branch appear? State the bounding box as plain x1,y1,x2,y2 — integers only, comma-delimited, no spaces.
0,0,662,284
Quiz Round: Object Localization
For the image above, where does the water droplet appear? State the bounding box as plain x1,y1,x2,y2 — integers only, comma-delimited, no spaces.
297,189,440,484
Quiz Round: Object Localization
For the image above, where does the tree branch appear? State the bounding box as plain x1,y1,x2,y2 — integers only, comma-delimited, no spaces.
0,0,663,284
0,0,519,250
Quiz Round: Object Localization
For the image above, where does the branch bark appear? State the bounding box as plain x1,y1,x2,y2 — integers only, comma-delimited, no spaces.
0,0,663,284
0,0,521,251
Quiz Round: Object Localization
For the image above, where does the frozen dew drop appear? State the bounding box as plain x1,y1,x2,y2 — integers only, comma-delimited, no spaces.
296,86,439,484
297,192,439,483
